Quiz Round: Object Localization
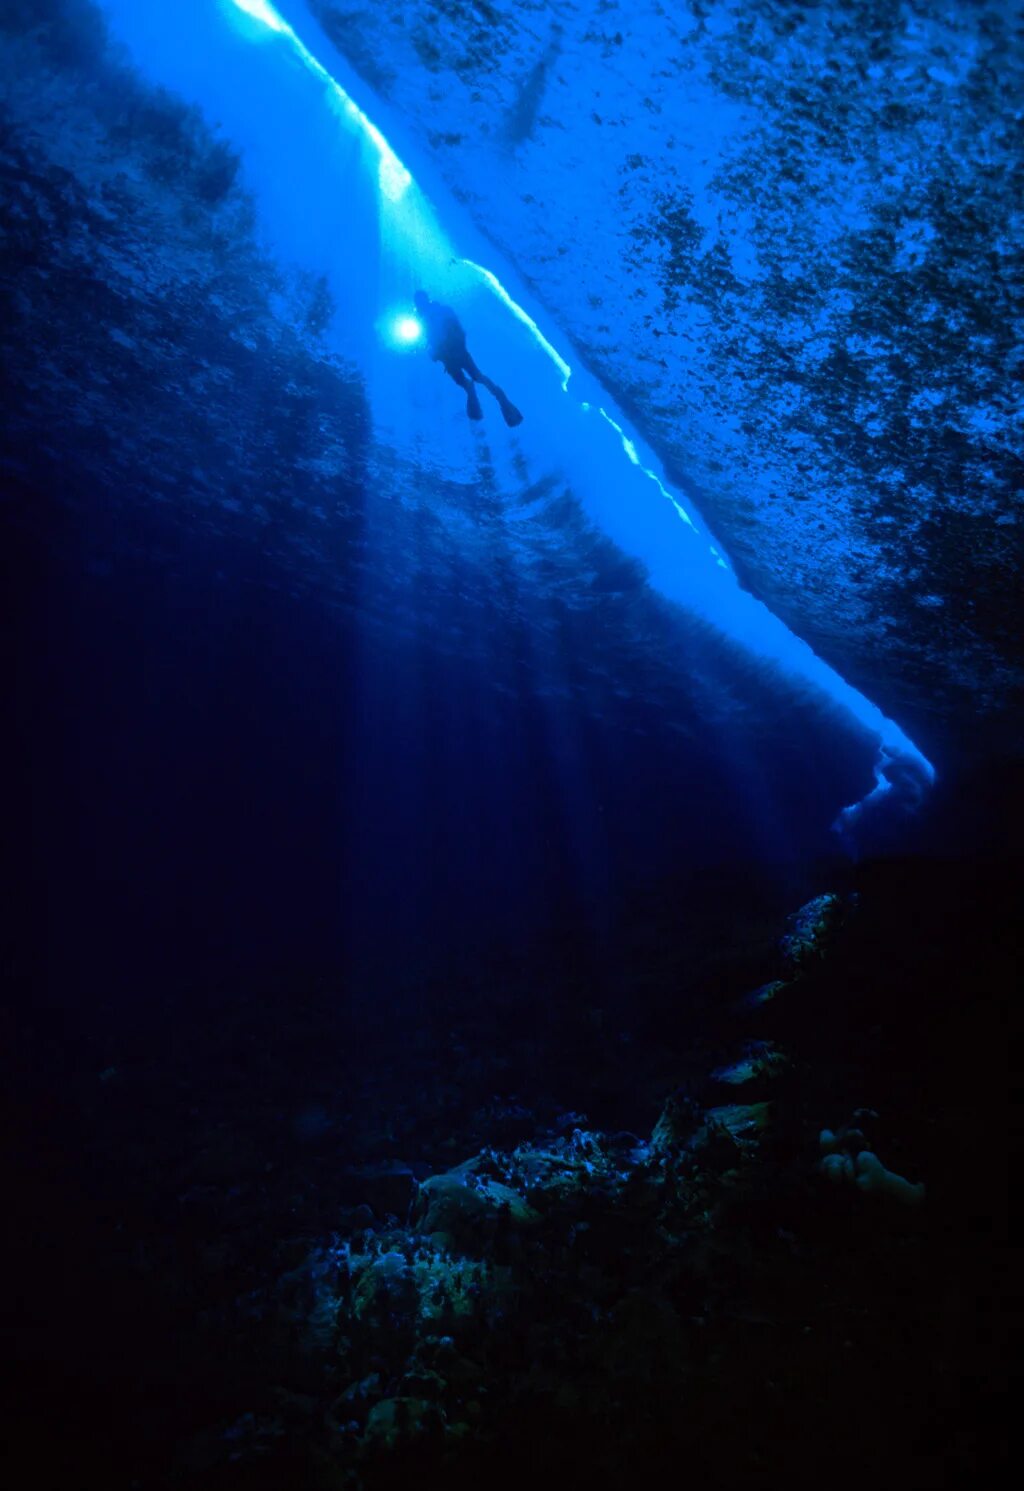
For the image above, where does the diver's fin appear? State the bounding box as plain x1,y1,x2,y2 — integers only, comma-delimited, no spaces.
470,377,520,424
485,381,523,427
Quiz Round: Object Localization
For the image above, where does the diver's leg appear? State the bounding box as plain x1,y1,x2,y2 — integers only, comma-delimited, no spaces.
462,352,523,426
448,364,483,420
462,352,500,397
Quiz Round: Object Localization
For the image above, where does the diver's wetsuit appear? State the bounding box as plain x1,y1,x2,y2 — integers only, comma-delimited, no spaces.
415,293,522,425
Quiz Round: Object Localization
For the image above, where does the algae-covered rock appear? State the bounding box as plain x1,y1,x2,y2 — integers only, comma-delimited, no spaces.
412,1158,539,1250
352,1249,416,1322
704,1103,772,1145
650,1090,703,1155
779,893,849,973
325,1372,383,1433
364,1396,445,1448
737,978,789,1011
711,1041,788,1090
411,1252,499,1336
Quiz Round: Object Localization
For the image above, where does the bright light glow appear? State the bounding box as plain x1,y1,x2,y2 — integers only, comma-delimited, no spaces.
596,406,700,535
832,744,934,850
379,309,426,351
457,259,716,556
459,259,572,388
227,0,411,201
394,315,423,344
378,154,411,203
336,94,411,202
229,0,288,32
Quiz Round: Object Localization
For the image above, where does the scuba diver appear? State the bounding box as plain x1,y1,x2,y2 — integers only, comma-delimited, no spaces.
413,290,523,426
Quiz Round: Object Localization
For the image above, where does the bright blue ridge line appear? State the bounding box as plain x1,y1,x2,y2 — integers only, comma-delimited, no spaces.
221,1,938,832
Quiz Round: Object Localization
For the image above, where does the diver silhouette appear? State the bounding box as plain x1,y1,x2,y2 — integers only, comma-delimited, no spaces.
413,290,523,426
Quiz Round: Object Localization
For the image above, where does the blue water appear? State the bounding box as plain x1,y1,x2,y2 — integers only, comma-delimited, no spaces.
3,11,1013,1488
4,0,938,1001
96,0,933,821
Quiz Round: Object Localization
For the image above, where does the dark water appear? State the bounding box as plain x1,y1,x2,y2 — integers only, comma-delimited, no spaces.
6,496,856,1005
1,3,1014,1487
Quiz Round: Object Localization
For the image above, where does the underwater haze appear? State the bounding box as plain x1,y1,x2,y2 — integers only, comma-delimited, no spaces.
1,2,1016,1488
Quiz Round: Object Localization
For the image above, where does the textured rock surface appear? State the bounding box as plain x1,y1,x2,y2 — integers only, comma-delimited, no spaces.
1,0,893,864
3,0,1021,776
309,0,1024,759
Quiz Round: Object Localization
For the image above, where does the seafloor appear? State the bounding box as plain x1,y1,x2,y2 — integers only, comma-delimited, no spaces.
4,836,1012,1489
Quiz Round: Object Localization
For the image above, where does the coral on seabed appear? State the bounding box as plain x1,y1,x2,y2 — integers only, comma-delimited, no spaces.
193,888,930,1482
267,1100,767,1473
819,1121,926,1205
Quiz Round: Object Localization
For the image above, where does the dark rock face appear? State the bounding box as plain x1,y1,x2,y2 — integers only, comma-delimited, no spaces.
310,0,1023,760
1,7,370,610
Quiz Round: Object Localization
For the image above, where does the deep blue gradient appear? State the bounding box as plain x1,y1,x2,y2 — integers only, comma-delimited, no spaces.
9,495,861,1004
1,0,949,1012
96,0,933,810
1,6,1015,1489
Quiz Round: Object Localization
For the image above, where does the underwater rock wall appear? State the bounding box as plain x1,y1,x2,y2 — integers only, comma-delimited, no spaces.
308,0,1024,759
5,0,906,995
0,4,370,589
